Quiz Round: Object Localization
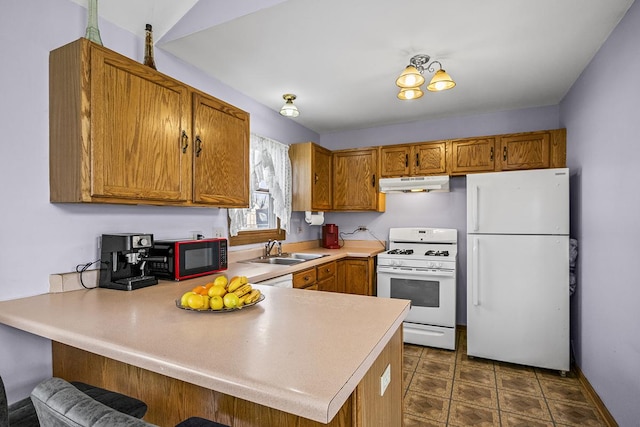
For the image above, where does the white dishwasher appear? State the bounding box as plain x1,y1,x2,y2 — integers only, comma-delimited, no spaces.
255,273,293,288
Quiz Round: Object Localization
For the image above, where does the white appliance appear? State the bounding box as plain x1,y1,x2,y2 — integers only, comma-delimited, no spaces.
378,175,449,193
466,168,570,373
255,274,293,288
377,228,457,350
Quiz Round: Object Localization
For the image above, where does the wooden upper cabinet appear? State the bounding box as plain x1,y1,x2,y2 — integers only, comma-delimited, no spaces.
449,137,496,175
380,145,411,177
414,142,447,175
497,129,566,172
380,142,446,178
333,148,384,211
290,142,332,211
49,38,249,207
192,92,249,207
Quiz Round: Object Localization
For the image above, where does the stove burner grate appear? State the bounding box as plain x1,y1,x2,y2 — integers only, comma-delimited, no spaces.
425,250,450,257
387,249,414,255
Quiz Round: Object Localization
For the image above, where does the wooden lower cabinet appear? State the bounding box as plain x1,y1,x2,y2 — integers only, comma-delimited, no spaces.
293,267,317,290
337,258,376,296
294,261,337,292
52,328,403,426
317,261,338,293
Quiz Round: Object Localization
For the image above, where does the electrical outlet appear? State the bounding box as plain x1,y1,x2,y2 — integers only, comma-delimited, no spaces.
380,363,391,396
213,228,224,238
190,230,204,240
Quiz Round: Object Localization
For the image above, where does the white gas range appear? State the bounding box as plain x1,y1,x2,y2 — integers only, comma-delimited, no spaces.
377,227,458,350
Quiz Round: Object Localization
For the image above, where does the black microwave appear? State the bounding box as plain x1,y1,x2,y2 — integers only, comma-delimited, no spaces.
148,238,227,281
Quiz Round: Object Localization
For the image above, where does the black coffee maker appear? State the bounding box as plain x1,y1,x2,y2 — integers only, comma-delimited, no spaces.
99,233,164,291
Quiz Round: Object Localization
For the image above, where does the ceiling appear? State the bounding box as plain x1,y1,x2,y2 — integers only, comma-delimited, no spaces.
70,0,635,134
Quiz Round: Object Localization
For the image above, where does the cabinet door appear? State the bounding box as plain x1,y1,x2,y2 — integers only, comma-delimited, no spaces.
498,132,550,171
317,261,337,292
90,45,191,201
317,276,337,293
333,148,379,210
312,145,332,210
413,142,447,175
380,145,411,178
449,137,496,175
192,93,249,207
338,258,372,296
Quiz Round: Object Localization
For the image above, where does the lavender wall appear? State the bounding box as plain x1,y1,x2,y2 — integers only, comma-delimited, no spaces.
560,0,640,424
0,0,318,403
320,106,560,328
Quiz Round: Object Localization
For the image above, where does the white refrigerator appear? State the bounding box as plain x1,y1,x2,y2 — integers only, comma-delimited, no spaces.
466,168,570,372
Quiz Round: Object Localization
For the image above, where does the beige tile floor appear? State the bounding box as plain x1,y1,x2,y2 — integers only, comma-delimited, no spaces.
403,329,608,426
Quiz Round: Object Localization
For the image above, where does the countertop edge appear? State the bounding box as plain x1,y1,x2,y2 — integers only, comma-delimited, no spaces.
326,302,410,421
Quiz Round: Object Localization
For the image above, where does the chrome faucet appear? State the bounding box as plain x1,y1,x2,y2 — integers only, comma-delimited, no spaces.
265,239,282,257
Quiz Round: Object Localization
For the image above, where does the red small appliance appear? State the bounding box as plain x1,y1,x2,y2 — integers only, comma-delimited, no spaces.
322,224,340,249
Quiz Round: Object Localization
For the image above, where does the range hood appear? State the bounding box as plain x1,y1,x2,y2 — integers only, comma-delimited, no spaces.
378,175,450,193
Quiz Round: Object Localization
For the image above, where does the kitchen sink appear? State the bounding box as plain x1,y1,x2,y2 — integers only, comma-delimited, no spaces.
286,252,328,260
241,252,328,265
247,257,306,265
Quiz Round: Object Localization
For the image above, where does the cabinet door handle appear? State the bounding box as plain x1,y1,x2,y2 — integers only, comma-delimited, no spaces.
372,174,376,188
181,130,189,153
405,154,408,167
304,276,311,282
314,173,319,183
490,147,494,161
503,146,507,161
195,136,203,157
415,153,420,167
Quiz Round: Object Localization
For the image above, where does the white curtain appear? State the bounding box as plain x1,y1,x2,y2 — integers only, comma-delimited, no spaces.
228,134,292,236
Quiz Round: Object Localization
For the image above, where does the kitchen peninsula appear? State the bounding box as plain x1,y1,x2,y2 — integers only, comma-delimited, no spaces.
0,281,409,426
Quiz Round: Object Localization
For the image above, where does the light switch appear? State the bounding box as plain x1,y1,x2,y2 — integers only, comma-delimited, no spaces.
380,363,391,396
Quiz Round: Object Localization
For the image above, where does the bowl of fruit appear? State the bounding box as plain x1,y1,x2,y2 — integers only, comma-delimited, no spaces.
176,275,264,313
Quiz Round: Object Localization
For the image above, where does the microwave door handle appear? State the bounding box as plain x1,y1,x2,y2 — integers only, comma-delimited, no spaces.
472,238,479,306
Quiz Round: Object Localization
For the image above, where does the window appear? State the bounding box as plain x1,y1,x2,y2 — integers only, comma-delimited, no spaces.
228,134,291,246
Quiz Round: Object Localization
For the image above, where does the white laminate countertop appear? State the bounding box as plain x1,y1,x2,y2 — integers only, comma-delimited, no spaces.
0,282,409,423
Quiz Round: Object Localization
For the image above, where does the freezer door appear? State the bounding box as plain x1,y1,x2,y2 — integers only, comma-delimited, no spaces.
467,168,569,235
467,234,570,371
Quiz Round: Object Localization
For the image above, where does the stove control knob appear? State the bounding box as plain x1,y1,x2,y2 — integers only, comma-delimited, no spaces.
426,261,434,268
435,262,443,268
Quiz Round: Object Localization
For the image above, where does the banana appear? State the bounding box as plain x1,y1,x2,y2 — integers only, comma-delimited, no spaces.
227,276,248,292
244,289,261,304
233,284,252,298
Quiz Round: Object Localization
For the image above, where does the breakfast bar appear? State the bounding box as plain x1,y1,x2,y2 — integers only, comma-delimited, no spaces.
0,281,409,426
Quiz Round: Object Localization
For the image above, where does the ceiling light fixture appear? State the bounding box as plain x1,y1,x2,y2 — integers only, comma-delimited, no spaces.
396,54,455,100
279,94,299,118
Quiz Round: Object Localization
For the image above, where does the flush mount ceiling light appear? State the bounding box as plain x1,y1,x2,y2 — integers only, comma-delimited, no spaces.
396,54,456,100
279,94,299,118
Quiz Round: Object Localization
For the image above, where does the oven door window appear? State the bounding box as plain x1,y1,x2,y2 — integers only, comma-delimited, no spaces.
390,277,440,308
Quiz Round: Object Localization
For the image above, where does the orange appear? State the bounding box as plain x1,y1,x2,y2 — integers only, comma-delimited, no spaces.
192,285,208,295
204,282,215,291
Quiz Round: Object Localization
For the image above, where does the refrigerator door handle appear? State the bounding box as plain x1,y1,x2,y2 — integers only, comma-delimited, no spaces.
472,185,479,232
472,237,479,306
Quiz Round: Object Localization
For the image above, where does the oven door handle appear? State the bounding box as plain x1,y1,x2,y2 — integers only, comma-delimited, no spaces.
377,267,455,278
